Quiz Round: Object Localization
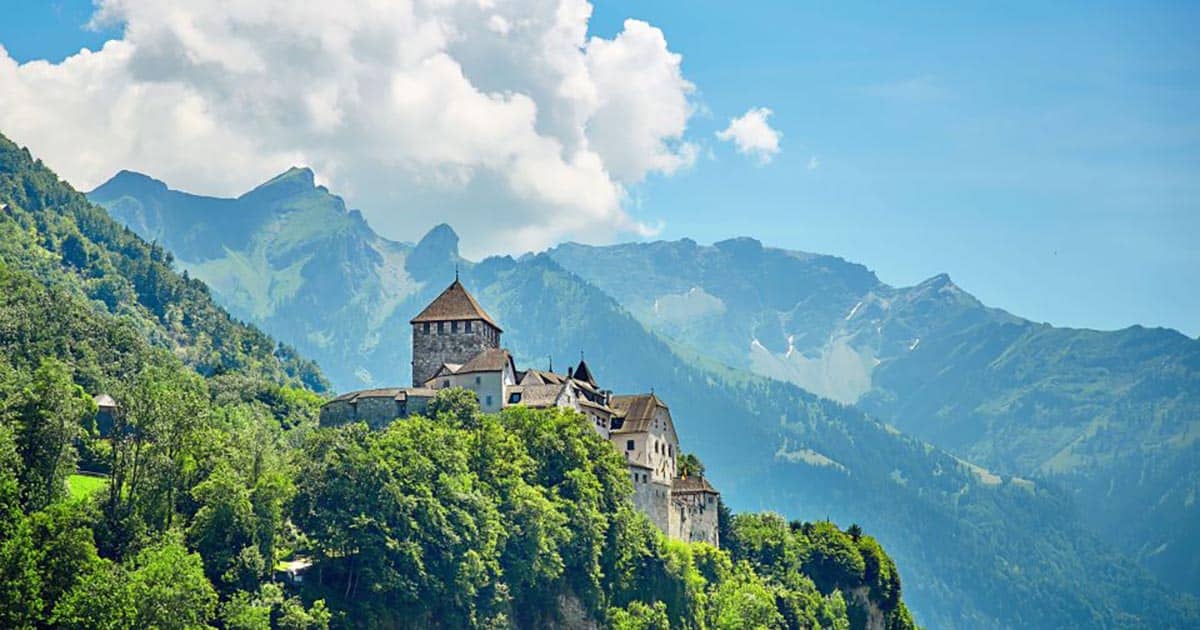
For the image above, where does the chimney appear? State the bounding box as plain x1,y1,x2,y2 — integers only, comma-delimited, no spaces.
567,366,574,379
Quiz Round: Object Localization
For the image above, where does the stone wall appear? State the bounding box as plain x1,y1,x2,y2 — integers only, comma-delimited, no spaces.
319,399,359,427
630,469,671,533
320,394,433,430
412,319,499,386
669,492,720,547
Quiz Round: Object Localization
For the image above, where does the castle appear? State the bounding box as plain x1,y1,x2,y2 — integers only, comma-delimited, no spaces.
320,278,720,547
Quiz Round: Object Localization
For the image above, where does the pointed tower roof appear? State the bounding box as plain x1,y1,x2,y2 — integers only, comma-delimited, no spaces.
573,359,597,387
410,279,501,331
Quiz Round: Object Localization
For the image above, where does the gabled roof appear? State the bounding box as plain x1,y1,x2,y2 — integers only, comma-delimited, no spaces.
520,369,568,386
456,348,514,375
672,476,719,495
609,393,669,433
508,383,566,408
577,398,614,416
410,279,501,330
324,387,436,405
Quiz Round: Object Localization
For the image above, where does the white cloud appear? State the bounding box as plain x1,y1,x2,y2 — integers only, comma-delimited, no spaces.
716,107,781,164
807,156,819,170
0,0,706,256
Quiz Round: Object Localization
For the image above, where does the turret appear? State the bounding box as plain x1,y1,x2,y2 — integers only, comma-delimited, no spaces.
410,278,502,386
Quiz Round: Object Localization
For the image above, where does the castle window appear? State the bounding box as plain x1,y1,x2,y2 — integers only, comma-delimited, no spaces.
485,395,493,407
626,439,635,451
442,379,450,388
451,321,458,332
423,322,430,333
465,320,472,332
437,322,444,334
475,376,481,385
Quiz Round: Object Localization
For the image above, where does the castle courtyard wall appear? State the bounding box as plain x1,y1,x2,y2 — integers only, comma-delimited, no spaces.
630,471,672,533
669,492,720,547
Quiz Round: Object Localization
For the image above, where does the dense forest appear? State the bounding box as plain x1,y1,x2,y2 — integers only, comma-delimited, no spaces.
0,137,920,628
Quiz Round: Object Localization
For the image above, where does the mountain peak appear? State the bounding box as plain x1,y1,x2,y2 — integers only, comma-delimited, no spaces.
89,169,168,199
263,166,315,188
407,223,461,281
239,166,320,205
713,236,764,260
921,272,953,288
419,223,459,248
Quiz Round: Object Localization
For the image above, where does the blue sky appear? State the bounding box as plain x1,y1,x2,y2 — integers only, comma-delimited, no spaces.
2,1,1197,336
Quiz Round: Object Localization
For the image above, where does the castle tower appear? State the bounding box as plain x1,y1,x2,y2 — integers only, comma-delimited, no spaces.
410,279,502,386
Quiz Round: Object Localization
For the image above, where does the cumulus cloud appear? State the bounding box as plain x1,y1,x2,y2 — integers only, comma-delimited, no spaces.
716,107,781,164
0,0,705,256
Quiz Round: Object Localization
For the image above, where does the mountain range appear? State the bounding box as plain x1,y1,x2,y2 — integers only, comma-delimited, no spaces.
546,237,1200,595
88,167,1200,628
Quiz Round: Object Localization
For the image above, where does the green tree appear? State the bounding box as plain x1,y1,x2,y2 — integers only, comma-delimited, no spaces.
10,359,94,511
0,518,43,629
29,501,104,619
127,538,218,630
49,561,137,630
187,464,258,590
101,364,207,555
425,386,483,429
801,521,867,595
219,584,331,630
709,566,785,630
608,600,670,629
676,452,706,478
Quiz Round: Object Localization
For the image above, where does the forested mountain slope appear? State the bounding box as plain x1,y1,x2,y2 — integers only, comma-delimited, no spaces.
548,238,1200,593
464,253,1199,629
83,164,1200,627
90,168,438,389
0,138,326,392
0,132,921,629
